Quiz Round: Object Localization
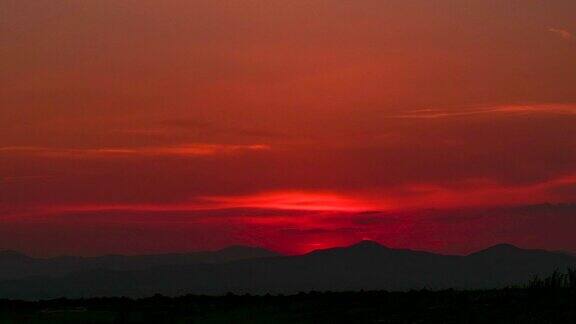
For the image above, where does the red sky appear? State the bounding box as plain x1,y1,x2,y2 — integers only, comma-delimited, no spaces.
1,0,576,256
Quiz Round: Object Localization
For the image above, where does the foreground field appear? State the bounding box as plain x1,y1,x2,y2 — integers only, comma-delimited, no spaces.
1,287,575,324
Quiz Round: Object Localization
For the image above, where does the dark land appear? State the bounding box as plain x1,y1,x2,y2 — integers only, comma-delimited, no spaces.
1,285,576,324
1,242,576,323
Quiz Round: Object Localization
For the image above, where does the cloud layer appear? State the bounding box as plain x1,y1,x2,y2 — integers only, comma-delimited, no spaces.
1,0,576,255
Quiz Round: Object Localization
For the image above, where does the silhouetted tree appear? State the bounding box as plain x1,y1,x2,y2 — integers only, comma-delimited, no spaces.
568,268,576,290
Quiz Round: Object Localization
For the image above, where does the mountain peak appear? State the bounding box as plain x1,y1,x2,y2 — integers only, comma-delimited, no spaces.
469,243,523,257
349,240,387,249
306,240,390,256
484,243,521,251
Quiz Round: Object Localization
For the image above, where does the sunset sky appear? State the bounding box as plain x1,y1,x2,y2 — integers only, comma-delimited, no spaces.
2,0,576,256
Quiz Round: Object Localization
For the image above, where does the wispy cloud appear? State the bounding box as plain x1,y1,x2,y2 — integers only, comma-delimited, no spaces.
0,143,270,158
548,27,574,41
386,104,576,119
17,191,381,218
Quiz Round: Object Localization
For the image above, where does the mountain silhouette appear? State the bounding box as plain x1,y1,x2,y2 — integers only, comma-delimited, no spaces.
0,241,574,300
0,246,278,281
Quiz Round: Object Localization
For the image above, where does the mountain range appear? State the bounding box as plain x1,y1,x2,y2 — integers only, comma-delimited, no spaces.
0,246,278,281
0,241,574,300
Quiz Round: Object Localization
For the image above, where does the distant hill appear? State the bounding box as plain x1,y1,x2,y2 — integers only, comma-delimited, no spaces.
0,241,574,300
0,246,279,281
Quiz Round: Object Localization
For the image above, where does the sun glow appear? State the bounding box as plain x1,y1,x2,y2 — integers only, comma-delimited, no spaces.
202,191,377,212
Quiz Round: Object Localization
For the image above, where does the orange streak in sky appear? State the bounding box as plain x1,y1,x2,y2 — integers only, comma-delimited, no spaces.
201,191,379,212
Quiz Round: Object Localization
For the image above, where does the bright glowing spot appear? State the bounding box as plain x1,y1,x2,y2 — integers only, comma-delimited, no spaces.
202,191,377,212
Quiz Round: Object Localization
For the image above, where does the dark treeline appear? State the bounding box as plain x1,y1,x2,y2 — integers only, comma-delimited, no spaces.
527,268,576,289
1,269,576,324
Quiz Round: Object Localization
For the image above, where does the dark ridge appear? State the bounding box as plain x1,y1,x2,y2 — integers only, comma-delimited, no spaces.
468,243,524,256
0,242,575,299
0,250,31,260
